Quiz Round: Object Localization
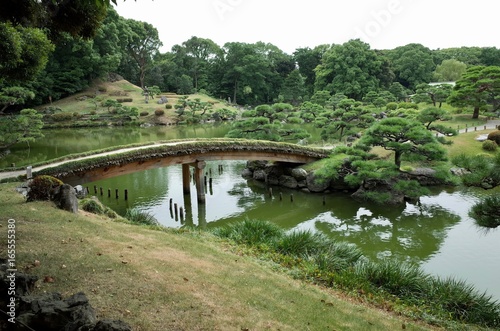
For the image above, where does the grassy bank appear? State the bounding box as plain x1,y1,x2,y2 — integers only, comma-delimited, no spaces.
0,182,440,331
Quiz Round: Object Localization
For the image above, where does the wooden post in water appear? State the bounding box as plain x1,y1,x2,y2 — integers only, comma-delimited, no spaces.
108,189,111,197
194,161,206,203
182,164,190,194
290,194,294,202
269,187,273,198
179,207,184,222
279,192,283,201
99,187,103,196
323,196,326,206
115,189,119,199
94,186,97,194
174,203,178,221
124,189,128,201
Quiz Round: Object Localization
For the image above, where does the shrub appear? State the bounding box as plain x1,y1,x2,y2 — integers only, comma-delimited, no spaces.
487,130,500,145
154,109,165,116
482,139,498,151
397,102,419,110
165,104,173,109
385,102,398,110
116,98,133,103
51,112,74,122
125,208,158,226
89,110,97,115
81,198,104,214
139,111,149,117
27,175,63,202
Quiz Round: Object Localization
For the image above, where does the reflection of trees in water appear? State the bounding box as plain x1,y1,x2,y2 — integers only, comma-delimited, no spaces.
316,201,461,264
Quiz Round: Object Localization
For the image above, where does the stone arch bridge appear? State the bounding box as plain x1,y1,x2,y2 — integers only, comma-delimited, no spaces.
25,139,330,203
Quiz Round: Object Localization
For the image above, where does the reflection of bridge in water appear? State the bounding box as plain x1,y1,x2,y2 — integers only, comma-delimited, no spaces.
29,139,329,204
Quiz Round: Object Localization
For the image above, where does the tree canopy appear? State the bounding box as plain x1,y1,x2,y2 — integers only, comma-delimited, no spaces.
448,66,500,118
359,117,447,169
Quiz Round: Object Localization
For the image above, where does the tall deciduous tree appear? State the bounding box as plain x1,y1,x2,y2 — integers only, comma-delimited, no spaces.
124,19,162,89
360,117,447,169
433,59,467,82
293,45,329,97
181,36,221,91
315,39,382,100
387,43,435,90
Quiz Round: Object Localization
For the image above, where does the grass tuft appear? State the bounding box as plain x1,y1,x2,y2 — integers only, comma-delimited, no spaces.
125,208,159,226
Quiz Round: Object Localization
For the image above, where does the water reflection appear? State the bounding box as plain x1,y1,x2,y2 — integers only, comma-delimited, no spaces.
315,200,461,263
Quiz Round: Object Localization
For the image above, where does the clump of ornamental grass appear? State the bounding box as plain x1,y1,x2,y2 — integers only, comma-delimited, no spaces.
274,230,329,257
353,259,430,299
125,208,159,226
211,218,284,246
427,277,500,327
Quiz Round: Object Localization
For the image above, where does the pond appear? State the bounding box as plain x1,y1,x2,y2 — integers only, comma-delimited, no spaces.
2,125,500,302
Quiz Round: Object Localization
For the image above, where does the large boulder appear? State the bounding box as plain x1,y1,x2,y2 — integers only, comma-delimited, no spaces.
279,175,298,189
52,184,78,213
253,169,267,181
351,179,405,205
17,292,97,330
306,172,331,192
290,167,308,181
0,262,132,331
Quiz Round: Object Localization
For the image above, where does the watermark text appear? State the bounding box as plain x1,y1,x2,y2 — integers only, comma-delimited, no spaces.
6,218,17,324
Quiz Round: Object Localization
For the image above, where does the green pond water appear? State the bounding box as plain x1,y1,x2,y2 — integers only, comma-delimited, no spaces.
2,125,499,302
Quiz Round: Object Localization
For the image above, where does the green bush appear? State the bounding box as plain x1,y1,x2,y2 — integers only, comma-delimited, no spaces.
81,198,104,214
27,175,63,202
487,130,500,145
154,109,165,116
116,98,133,103
385,102,398,110
482,139,498,151
397,102,419,110
139,111,149,117
51,112,74,122
165,104,173,109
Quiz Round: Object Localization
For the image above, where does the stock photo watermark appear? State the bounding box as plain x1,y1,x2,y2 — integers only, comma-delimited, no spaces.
212,0,244,21
354,0,415,44
6,218,17,324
